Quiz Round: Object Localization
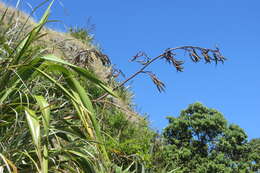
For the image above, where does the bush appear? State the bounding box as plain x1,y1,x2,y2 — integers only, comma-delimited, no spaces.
69,26,94,45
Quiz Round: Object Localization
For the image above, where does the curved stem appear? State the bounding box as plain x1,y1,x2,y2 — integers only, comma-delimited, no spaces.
94,45,221,102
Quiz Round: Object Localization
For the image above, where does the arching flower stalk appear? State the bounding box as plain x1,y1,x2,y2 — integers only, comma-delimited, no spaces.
95,45,226,101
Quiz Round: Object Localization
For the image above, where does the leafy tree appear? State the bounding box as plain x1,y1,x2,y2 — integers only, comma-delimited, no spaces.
247,138,260,171
159,102,254,173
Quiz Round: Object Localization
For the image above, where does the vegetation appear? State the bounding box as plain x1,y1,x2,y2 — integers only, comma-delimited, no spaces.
69,27,94,45
0,1,259,173
0,2,115,172
155,103,259,172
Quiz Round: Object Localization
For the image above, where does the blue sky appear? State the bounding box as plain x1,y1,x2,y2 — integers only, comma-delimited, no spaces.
5,0,260,139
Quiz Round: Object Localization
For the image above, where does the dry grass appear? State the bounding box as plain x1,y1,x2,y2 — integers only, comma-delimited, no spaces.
0,1,142,123
0,1,110,79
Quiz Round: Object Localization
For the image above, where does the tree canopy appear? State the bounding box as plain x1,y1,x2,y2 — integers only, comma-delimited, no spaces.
156,103,259,173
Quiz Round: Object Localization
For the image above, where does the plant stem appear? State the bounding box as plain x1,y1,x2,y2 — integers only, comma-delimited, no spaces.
94,46,221,102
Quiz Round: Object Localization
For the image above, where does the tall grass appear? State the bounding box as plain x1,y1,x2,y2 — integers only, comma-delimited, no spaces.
0,1,122,172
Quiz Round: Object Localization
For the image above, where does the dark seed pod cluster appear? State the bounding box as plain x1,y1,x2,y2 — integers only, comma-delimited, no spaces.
96,46,226,101
144,71,165,93
128,46,226,93
162,50,184,72
162,46,226,72
72,48,111,68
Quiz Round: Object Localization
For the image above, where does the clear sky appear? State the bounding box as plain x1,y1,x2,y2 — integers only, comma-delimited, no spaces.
4,0,260,139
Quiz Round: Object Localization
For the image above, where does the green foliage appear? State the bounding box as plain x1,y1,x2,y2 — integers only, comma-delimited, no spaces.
159,102,256,173
248,138,260,171
69,26,94,45
0,2,259,173
98,106,156,171
0,2,156,172
0,2,118,172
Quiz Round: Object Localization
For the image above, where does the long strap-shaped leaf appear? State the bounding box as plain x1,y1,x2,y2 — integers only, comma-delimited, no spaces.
0,0,54,91
35,64,110,163
14,0,54,64
0,57,44,103
40,54,117,97
35,96,50,173
34,67,78,104
25,108,41,160
35,95,50,135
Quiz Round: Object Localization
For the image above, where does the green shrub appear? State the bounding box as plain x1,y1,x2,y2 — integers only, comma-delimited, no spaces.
69,26,94,45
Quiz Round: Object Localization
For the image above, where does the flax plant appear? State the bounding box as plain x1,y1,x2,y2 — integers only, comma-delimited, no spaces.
0,1,116,172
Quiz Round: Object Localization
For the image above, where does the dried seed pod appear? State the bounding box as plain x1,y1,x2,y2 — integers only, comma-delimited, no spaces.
146,72,165,92
93,49,111,65
191,49,201,62
202,50,211,63
213,53,219,64
213,52,226,64
162,50,174,64
189,52,198,62
219,55,226,64
131,51,145,62
152,76,165,92
172,58,184,72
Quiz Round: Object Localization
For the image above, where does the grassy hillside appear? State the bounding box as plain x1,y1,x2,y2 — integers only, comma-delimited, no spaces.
0,1,155,172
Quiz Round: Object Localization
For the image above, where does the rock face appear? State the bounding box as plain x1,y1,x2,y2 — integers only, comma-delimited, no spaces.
0,2,142,122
